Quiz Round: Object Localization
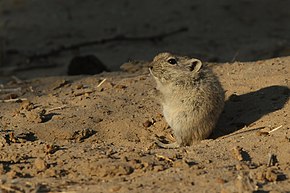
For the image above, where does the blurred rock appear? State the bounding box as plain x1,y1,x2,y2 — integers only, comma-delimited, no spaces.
67,55,108,75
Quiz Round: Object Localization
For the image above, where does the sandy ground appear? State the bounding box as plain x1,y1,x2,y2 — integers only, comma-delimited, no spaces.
0,0,290,193
0,57,289,192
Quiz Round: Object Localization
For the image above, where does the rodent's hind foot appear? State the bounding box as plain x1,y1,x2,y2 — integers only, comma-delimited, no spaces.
155,140,180,149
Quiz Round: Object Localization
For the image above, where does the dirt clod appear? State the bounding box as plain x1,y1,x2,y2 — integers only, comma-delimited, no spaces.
231,146,245,161
20,100,34,111
45,144,60,154
71,128,96,142
26,108,46,123
0,135,7,147
143,120,153,128
34,158,48,171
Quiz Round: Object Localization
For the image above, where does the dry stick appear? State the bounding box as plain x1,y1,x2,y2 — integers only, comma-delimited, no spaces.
28,27,188,61
97,79,107,87
0,87,21,93
0,98,27,103
47,105,68,112
155,154,174,163
268,125,283,133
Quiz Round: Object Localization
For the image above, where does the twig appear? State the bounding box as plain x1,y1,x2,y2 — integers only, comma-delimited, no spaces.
0,87,21,93
268,125,283,133
256,125,283,136
47,105,68,112
28,27,188,61
155,154,174,163
0,98,27,103
97,79,107,87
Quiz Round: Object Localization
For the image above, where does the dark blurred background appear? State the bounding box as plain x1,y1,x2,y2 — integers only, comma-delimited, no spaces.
0,0,290,79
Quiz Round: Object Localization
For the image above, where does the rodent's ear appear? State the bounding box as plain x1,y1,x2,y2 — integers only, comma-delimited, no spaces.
188,59,202,72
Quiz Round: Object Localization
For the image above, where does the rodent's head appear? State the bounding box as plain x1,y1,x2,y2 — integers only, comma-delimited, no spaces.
149,52,203,84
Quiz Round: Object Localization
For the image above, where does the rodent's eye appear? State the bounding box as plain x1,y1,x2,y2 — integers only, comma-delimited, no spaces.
167,58,177,65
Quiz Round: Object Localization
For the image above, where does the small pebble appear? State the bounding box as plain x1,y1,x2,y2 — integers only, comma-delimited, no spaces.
34,157,48,171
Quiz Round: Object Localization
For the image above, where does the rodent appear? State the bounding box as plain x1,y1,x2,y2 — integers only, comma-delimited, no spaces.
149,52,225,148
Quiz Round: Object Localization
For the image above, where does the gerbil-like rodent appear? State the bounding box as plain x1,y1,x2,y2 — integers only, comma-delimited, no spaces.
149,52,225,148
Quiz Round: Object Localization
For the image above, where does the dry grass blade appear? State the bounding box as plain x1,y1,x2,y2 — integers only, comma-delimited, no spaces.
47,105,68,112
97,78,107,87
0,98,28,103
268,125,283,133
256,125,283,136
0,87,21,93
155,154,174,163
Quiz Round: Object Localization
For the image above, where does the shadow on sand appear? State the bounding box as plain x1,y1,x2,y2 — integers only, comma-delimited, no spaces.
212,85,290,138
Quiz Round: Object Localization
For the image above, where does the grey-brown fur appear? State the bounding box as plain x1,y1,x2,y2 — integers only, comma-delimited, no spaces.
149,52,225,148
